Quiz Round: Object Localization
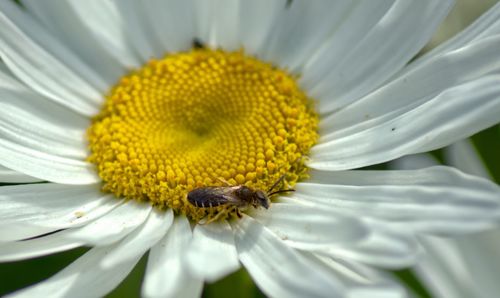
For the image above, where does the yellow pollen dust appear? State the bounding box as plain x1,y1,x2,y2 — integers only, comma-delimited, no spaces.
87,48,318,222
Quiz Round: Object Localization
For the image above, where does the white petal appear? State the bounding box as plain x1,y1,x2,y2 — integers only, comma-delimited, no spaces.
0,62,92,165
60,201,152,246
415,235,476,298
260,0,355,73
390,140,491,179
302,0,453,114
0,1,108,93
0,137,99,184
113,0,164,61
0,183,121,229
280,199,420,268
7,245,140,298
0,62,89,130
142,0,197,53
251,202,368,250
210,0,240,51
233,215,344,298
0,165,41,183
184,221,240,283
101,209,173,268
192,0,240,50
142,216,203,298
0,3,103,116
409,2,500,71
312,72,500,170
445,139,491,179
0,100,87,159
238,0,287,56
294,167,500,234
321,35,500,140
193,0,212,46
324,218,420,269
397,142,500,298
0,229,83,262
0,223,56,242
60,1,140,68
419,229,500,298
303,253,408,298
389,153,438,171
22,0,128,87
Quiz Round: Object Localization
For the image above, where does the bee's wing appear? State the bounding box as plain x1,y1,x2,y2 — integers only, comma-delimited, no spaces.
187,186,241,208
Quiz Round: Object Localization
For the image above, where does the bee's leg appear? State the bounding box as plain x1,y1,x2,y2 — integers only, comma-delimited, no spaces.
204,209,227,224
236,208,243,218
215,177,232,186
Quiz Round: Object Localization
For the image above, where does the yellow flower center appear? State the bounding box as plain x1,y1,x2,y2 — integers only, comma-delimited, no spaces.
87,48,318,222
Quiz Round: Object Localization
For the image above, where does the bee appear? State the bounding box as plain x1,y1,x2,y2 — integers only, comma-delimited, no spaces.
187,175,294,223
192,38,205,49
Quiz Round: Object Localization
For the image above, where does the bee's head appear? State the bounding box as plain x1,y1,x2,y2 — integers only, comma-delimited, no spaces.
255,190,270,209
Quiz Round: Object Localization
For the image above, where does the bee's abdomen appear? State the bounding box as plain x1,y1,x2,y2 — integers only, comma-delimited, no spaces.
187,188,228,208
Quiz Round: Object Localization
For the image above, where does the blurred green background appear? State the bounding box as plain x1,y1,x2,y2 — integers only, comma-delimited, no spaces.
0,0,499,297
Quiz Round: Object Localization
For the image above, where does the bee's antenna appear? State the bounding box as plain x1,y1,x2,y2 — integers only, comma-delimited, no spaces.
267,174,286,193
268,189,295,197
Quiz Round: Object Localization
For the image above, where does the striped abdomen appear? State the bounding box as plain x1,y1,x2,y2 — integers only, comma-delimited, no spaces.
187,187,235,208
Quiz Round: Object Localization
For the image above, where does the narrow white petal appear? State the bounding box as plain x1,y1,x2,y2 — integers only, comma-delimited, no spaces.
322,35,500,139
389,154,438,171
303,253,408,298
395,142,500,298
233,216,344,298
0,63,89,130
261,0,355,73
142,216,203,298
0,1,108,93
193,0,213,47
0,229,83,262
0,101,87,159
0,223,56,242
191,0,240,50
142,0,197,53
421,229,500,298
22,0,128,87
294,167,500,234
0,138,99,184
409,2,500,71
0,183,121,229
0,165,41,183
302,0,453,114
238,0,287,56
184,221,240,283
60,1,141,68
0,4,103,116
0,63,91,160
251,202,368,250
300,0,392,90
101,209,173,268
60,201,152,246
415,235,476,298
281,199,420,269
324,218,420,269
113,0,164,61
212,0,240,50
445,140,491,179
7,245,140,298
312,72,500,170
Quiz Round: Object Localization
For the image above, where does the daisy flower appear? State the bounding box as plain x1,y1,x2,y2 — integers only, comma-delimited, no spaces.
393,139,500,298
1,1,500,297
